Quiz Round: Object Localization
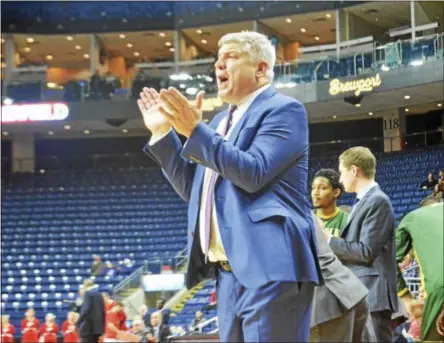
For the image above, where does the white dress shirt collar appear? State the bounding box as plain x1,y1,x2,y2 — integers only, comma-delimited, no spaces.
357,180,378,200
232,83,271,114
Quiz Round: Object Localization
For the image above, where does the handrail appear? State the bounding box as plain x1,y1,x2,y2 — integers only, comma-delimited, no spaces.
113,265,145,295
196,316,218,333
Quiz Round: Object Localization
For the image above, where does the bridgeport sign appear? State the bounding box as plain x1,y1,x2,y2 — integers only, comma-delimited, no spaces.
328,73,382,96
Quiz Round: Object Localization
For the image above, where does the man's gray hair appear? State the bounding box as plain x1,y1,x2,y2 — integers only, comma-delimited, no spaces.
218,31,276,81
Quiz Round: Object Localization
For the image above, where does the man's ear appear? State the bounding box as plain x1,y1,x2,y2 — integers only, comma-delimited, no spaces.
256,61,268,77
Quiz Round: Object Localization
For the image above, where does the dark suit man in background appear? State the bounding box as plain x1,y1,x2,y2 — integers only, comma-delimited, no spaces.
326,147,398,342
310,213,372,342
139,31,322,342
77,279,105,343
147,311,171,343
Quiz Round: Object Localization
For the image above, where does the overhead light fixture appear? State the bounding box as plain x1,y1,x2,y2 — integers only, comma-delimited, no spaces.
186,87,198,95
196,29,203,34
169,47,175,52
381,64,390,72
159,32,166,38
66,36,73,41
3,97,13,105
126,43,133,48
333,115,337,119
368,112,374,116
83,130,90,135
405,108,409,112
75,45,81,50
64,125,71,130
179,84,186,89
314,36,320,41
286,18,292,23
24,47,31,52
83,54,89,59
134,52,140,57
46,55,53,60
48,131,54,135
1,38,4,43
201,39,207,44
300,28,306,33
165,42,172,47
404,95,410,100
410,59,424,67
122,129,128,133
26,37,34,43
46,82,57,88
119,34,126,39
1,62,5,69
438,103,442,107
355,103,361,108
2,132,9,136
39,169,45,174
326,13,331,18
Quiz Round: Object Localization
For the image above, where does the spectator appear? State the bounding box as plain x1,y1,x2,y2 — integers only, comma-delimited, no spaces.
90,255,105,276
420,172,437,189
62,312,80,343
104,301,125,342
396,200,444,341
189,311,206,332
119,258,135,274
406,300,424,342
155,298,170,325
39,313,59,343
131,319,151,342
90,69,102,99
21,308,40,343
147,311,171,343
1,315,15,343
104,261,118,277
439,170,444,182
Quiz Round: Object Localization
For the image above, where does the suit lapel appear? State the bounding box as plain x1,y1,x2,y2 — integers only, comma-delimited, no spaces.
228,87,276,146
340,185,379,236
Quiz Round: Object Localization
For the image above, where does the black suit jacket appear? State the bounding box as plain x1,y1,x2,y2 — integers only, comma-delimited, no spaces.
147,324,171,343
330,185,398,313
77,287,106,336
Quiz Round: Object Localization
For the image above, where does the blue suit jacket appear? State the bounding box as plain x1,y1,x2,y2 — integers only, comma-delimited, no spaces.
145,87,323,289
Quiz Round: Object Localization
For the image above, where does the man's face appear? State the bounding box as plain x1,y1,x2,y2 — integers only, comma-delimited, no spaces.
215,42,264,104
428,173,433,181
156,300,164,309
132,322,143,333
196,311,203,320
311,177,339,209
339,162,356,193
439,171,443,178
150,314,159,327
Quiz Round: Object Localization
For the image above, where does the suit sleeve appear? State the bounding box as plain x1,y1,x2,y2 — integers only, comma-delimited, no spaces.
395,214,414,297
76,293,91,326
181,101,308,194
143,130,196,202
313,216,340,282
330,196,394,263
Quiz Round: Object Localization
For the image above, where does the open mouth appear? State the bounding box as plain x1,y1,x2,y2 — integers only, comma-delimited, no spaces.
218,76,229,86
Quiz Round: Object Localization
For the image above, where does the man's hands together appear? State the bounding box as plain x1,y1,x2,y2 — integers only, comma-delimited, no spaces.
138,87,205,139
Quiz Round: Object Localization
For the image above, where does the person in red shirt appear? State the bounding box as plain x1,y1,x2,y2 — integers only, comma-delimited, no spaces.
62,312,80,343
1,315,16,343
104,301,125,342
21,308,40,343
102,293,126,332
102,293,115,312
39,313,59,343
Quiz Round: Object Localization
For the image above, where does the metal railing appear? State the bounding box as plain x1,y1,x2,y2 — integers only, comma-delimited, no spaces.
196,316,218,334
113,265,145,295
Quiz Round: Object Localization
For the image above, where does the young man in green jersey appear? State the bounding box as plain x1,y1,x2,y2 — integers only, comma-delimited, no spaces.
311,169,349,237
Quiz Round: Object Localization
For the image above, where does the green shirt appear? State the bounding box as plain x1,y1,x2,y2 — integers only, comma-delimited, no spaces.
316,208,349,238
396,203,444,297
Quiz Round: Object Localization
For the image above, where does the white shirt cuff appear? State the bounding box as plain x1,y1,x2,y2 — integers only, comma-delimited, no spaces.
328,236,333,244
148,129,172,146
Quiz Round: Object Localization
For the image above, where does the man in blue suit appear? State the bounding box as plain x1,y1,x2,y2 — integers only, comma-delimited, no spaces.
138,31,322,342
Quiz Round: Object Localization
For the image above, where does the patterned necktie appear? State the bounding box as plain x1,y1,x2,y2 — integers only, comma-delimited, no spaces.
202,105,237,262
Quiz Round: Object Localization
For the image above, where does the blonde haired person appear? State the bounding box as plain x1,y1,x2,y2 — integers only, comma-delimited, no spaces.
1,315,16,343
139,30,322,342
39,313,59,343
326,146,397,342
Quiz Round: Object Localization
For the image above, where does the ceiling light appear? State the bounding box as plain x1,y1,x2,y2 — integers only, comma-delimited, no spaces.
1,38,4,43
48,131,54,135
404,95,410,100
66,36,73,41
405,108,409,112
196,29,202,34
119,34,126,39
75,45,81,50
169,47,175,52
355,103,361,108
381,64,390,72
134,52,140,57
126,43,133,48
83,130,90,135
300,28,306,33
286,18,292,23
201,39,207,44
438,103,442,107
1,62,5,69
3,98,13,105
165,42,172,47
159,32,166,38
83,54,89,59
46,82,57,88
368,112,374,116
26,37,34,43
314,36,320,41
326,13,331,18
2,132,9,137
122,129,128,133
46,55,53,60
333,115,337,119
24,47,31,52
410,59,424,66
64,125,71,130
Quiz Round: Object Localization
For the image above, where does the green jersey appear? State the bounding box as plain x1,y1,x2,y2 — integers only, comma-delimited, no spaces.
315,208,349,238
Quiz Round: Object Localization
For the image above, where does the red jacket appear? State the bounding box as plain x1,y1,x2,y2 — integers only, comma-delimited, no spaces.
1,323,16,343
61,320,80,343
39,323,59,343
21,318,40,343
